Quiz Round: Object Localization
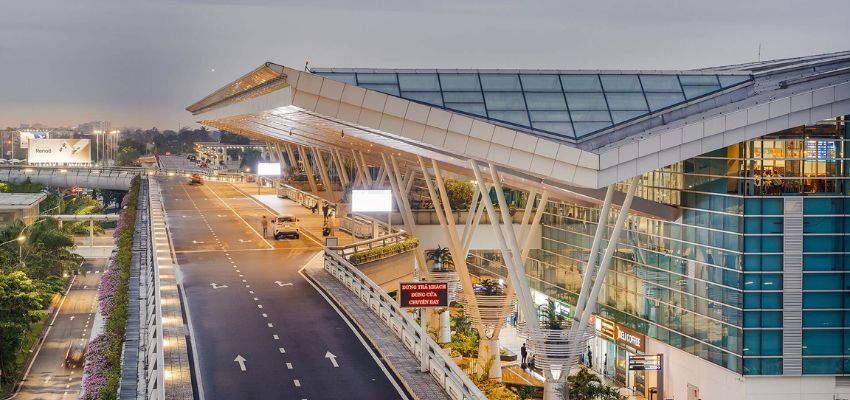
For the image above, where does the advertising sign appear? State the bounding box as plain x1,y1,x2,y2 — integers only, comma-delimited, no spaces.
399,282,448,308
351,189,393,212
628,354,662,371
257,162,281,176
18,131,48,148
27,139,91,164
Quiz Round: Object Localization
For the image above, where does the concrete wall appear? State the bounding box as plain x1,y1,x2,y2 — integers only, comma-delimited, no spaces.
645,336,850,400
412,223,541,251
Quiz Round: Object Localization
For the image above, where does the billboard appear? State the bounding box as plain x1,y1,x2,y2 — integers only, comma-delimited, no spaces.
27,139,91,164
257,162,281,176
18,131,48,148
351,190,392,212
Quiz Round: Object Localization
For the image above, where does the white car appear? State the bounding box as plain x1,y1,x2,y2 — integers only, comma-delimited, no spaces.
273,214,300,240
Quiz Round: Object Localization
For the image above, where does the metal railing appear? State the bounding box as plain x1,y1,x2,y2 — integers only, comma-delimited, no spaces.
328,232,411,260
322,250,487,400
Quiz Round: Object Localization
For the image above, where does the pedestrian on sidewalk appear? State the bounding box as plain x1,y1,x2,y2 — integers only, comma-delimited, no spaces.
587,346,593,368
261,215,269,238
520,343,528,368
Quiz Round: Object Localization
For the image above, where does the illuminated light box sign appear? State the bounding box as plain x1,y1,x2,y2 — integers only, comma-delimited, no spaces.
399,282,448,308
257,162,281,176
351,190,392,212
628,354,662,371
19,131,48,148
27,139,91,164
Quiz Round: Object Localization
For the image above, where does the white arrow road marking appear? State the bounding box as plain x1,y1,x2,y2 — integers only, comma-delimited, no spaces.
210,283,228,289
325,351,339,368
192,240,205,244
238,239,251,243
234,355,247,371
275,281,293,287
69,316,75,321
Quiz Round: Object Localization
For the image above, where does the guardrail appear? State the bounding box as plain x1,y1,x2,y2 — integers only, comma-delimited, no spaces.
339,215,374,239
322,250,487,400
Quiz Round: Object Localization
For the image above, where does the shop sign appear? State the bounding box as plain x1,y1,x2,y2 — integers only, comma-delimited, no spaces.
628,354,662,371
399,282,448,308
615,324,646,352
592,315,646,352
592,315,616,339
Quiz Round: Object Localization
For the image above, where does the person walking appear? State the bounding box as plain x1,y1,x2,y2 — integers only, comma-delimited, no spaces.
520,343,528,369
261,215,269,238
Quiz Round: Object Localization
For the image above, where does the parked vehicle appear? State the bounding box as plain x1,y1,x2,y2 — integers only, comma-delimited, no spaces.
273,214,300,240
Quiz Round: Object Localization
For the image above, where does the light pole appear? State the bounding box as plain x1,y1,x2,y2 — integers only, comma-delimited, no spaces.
108,129,120,166
93,130,103,165
0,235,27,267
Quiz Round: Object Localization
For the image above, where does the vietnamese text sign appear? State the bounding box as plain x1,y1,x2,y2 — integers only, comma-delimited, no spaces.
399,282,448,308
257,162,281,176
351,189,392,212
628,354,662,371
19,131,48,148
27,139,91,164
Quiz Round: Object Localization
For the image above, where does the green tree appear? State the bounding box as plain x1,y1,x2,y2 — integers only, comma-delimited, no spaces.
559,368,625,400
116,146,140,166
0,271,45,387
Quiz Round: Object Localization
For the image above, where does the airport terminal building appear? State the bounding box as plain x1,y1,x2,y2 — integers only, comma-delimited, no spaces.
189,51,850,399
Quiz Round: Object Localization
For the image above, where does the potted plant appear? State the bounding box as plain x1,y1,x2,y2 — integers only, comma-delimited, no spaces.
475,278,506,296
425,245,453,272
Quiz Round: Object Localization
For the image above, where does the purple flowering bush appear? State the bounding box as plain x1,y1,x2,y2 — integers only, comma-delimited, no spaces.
81,176,140,400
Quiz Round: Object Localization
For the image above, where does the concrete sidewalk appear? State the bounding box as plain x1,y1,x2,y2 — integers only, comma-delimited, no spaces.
230,182,357,246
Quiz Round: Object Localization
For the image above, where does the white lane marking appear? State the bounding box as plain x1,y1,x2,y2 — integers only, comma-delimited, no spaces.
273,334,279,340
253,297,258,301
293,380,300,387
257,304,263,309
234,355,247,371
262,313,268,318
242,279,247,283
286,363,293,370
325,351,339,368
210,283,228,289
279,347,286,353
267,323,273,328
249,290,254,294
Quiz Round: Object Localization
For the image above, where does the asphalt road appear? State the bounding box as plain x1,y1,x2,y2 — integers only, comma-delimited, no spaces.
160,177,404,400
14,259,106,400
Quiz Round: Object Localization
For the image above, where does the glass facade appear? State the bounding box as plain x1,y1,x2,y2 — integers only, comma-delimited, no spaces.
314,70,752,140
471,119,849,375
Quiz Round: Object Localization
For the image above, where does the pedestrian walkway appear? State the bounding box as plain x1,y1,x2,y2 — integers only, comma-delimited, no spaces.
302,255,451,400
229,182,357,246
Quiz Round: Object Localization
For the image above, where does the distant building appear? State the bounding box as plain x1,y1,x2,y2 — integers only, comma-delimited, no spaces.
0,193,47,226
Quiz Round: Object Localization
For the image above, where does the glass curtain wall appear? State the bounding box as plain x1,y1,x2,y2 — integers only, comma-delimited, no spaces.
497,119,848,375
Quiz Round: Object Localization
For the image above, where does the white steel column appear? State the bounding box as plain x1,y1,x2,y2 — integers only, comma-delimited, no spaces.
571,186,615,325
356,150,373,187
381,155,427,277
416,157,483,326
285,143,299,174
314,148,337,203
298,145,320,195
471,161,538,325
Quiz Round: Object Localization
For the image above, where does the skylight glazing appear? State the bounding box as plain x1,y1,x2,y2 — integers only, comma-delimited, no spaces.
314,70,752,140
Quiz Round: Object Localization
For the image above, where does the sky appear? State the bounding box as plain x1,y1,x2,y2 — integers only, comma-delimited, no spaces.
1,0,847,130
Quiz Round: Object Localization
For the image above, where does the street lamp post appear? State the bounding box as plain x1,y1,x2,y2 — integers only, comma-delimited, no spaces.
0,235,27,267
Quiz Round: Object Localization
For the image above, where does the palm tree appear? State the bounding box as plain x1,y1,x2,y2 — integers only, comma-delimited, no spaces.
425,246,453,272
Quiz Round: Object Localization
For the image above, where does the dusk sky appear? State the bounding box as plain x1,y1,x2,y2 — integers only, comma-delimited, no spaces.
1,0,847,130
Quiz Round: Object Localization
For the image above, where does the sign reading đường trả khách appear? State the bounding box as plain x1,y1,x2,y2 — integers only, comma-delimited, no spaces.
399,282,448,308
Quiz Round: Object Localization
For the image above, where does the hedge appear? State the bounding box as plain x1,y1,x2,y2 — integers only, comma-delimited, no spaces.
348,237,419,265
82,175,141,400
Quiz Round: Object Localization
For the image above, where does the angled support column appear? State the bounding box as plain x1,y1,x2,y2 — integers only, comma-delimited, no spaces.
471,161,538,325
274,143,290,177
356,150,373,187
375,167,388,188
285,143,299,173
298,145,319,196
313,148,337,203
381,154,427,277
351,149,368,187
332,149,350,189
